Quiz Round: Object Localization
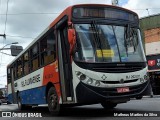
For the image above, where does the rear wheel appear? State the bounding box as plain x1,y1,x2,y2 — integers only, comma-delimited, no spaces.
47,87,60,116
17,96,25,110
101,102,117,109
17,95,32,110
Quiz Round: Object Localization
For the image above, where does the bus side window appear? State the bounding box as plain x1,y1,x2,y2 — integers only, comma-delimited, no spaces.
46,33,56,64
23,52,30,75
31,43,40,71
17,57,23,78
40,38,47,66
40,32,56,66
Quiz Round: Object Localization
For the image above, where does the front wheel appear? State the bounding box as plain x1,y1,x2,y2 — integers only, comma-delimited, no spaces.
47,87,60,116
136,96,143,100
101,102,117,109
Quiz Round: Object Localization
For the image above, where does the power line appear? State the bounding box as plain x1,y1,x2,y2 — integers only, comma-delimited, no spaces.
0,8,158,17
130,8,160,10
0,51,12,56
6,34,35,39
0,12,60,15
0,8,159,16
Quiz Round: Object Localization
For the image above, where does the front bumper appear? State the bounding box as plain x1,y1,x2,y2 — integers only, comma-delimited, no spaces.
76,80,151,104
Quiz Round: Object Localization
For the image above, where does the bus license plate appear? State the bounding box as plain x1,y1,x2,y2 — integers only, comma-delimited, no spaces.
117,87,129,93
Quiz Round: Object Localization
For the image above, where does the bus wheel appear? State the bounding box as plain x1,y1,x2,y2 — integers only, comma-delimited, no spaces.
136,96,143,100
47,87,60,116
101,102,117,109
17,96,26,110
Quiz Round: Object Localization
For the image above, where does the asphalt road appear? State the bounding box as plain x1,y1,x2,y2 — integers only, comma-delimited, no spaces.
0,97,160,120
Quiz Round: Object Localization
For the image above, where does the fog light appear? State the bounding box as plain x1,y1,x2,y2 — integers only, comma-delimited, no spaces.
80,74,86,81
87,79,93,84
140,78,144,83
95,81,100,87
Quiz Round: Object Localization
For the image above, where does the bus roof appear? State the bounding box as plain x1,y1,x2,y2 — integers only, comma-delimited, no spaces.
7,4,138,67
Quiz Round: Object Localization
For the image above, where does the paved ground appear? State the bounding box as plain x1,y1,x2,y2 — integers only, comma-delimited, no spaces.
0,97,160,120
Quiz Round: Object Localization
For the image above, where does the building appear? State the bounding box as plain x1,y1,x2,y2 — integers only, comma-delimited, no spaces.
140,14,160,95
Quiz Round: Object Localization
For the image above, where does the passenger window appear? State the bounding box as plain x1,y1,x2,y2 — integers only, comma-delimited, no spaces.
24,52,30,75
40,32,56,66
31,43,39,71
17,57,23,78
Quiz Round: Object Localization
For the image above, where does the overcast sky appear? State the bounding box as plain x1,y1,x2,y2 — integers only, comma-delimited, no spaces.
0,0,160,88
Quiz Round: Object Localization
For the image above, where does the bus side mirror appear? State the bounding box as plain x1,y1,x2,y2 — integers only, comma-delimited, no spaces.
68,28,76,54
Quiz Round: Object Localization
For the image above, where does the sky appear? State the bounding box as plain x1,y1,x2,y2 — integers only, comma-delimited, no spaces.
0,0,160,88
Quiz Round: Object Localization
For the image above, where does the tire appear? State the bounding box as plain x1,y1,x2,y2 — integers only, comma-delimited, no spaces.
101,102,117,109
17,95,31,110
136,96,143,100
47,87,60,116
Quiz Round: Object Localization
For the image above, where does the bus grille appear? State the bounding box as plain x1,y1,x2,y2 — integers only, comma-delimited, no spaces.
101,79,138,84
93,66,143,73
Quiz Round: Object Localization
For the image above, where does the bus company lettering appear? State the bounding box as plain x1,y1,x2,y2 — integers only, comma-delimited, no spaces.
126,75,140,80
21,74,41,87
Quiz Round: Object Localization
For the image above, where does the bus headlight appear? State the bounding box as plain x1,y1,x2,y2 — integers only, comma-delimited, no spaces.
75,71,101,87
80,74,86,81
87,78,93,84
75,71,86,81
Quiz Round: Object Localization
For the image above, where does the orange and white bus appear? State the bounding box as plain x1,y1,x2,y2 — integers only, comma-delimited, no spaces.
7,4,151,115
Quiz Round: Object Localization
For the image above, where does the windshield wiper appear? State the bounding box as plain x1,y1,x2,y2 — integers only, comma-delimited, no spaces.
124,24,129,56
90,21,106,62
130,28,137,52
125,24,138,55
90,21,101,49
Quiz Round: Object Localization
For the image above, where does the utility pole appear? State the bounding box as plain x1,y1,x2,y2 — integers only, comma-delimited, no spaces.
112,0,119,6
0,34,6,39
146,8,150,16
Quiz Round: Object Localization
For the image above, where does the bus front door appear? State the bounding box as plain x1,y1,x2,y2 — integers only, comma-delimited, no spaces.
56,17,74,103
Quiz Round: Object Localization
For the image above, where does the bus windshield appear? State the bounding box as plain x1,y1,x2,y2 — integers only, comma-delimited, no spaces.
74,23,146,63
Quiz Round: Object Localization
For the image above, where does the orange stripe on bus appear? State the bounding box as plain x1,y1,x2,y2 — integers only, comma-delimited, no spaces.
43,60,59,86
54,83,61,101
